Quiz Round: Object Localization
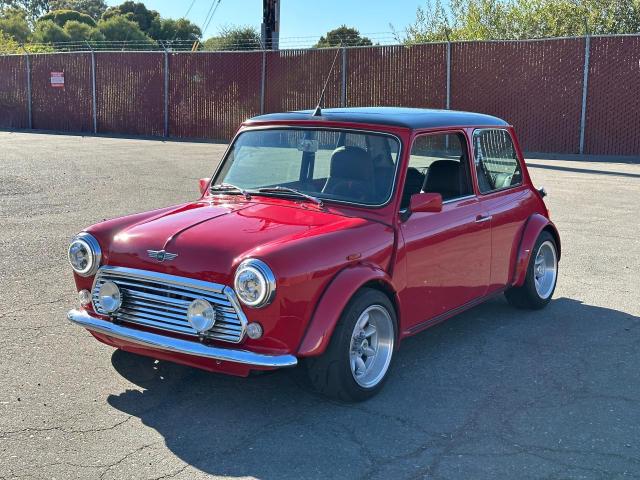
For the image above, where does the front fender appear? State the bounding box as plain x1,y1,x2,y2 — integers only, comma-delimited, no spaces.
297,264,398,357
513,214,561,287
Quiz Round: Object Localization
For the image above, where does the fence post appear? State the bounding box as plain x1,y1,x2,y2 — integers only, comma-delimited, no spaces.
260,50,266,114
163,48,169,138
21,46,32,129
579,34,591,155
341,47,347,107
446,41,451,110
87,43,97,134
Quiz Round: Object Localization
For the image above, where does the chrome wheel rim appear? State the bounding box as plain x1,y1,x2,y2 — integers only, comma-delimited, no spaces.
534,240,557,299
349,305,394,389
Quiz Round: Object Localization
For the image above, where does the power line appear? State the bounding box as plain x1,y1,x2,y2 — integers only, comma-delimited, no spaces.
183,0,198,19
201,0,222,37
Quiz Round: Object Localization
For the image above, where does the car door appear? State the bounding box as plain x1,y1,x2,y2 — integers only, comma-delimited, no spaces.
472,128,534,293
398,131,492,331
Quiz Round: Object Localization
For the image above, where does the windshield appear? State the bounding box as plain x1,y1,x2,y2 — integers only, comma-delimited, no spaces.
213,128,401,206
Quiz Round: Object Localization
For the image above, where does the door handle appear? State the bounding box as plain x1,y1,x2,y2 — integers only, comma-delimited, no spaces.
475,214,492,223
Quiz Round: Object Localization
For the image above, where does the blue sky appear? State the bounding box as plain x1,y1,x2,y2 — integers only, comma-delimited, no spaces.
105,1,429,46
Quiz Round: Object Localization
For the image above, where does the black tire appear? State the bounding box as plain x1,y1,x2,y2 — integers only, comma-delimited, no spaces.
306,288,397,402
505,230,558,310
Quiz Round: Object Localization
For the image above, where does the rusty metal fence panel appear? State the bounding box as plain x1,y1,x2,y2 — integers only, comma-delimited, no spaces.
264,48,343,113
0,55,28,129
169,52,262,140
584,36,640,156
451,39,585,154
30,53,93,132
347,44,447,109
96,52,164,137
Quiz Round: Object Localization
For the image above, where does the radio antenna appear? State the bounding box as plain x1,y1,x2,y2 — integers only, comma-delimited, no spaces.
312,46,343,117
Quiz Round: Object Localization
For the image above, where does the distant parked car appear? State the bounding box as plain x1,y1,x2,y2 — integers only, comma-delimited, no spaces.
67,107,560,401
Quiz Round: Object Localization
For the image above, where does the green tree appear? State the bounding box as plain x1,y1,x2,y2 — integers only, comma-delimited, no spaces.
157,17,201,43
39,8,96,27
32,18,70,42
0,0,50,24
101,1,159,33
401,0,640,42
96,14,154,45
0,28,52,51
49,0,106,19
63,18,102,41
314,25,373,47
0,29,19,51
202,25,261,51
100,1,201,43
0,7,30,42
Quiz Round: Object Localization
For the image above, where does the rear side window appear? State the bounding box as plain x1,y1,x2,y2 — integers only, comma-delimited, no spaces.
473,129,522,193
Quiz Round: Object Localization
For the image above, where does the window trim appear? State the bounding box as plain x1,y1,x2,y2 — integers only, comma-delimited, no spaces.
210,125,403,210
472,128,524,196
402,129,476,207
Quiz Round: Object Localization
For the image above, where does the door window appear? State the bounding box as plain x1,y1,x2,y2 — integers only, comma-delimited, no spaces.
401,133,473,209
473,129,522,193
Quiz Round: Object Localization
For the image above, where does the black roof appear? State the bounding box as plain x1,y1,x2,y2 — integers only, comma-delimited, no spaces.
246,107,509,129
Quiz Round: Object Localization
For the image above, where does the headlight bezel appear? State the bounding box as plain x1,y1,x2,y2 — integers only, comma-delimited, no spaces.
233,258,276,308
68,232,102,277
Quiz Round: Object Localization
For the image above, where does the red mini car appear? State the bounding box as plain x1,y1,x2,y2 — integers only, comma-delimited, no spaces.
68,107,560,401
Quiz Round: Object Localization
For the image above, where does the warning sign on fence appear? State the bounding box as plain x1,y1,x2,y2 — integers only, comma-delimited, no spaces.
50,71,64,88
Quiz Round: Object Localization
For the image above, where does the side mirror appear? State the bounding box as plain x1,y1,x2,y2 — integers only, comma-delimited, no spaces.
199,178,210,196
409,192,443,213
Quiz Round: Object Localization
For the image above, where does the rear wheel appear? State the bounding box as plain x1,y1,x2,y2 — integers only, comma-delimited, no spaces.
505,231,558,309
306,289,396,402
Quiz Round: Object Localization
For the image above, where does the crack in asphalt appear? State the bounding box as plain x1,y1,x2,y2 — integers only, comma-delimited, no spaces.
0,416,133,438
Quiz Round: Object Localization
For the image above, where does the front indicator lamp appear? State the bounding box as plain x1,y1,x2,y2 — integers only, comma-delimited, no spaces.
78,289,92,307
246,322,263,340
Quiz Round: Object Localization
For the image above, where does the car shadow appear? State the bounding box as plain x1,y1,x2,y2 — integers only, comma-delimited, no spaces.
107,297,640,479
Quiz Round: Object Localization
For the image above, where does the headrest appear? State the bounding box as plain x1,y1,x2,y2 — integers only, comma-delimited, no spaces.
329,146,374,181
423,160,460,194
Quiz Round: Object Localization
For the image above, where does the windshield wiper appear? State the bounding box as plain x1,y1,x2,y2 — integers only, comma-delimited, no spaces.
209,183,251,199
256,186,324,208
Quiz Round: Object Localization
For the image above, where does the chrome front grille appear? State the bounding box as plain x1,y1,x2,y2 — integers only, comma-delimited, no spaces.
92,266,247,343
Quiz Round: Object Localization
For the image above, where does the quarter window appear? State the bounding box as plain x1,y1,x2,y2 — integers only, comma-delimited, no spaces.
400,133,473,209
473,129,522,193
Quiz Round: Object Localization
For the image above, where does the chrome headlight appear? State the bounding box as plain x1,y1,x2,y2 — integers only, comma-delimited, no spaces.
187,298,216,333
97,281,121,313
68,233,101,277
233,259,276,308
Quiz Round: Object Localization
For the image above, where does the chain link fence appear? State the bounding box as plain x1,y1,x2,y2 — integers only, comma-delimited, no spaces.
0,35,638,156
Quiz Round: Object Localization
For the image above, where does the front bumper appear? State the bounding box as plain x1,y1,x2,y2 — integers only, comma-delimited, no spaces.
67,309,298,368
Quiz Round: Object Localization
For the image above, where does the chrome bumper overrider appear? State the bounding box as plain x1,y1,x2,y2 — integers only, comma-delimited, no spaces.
67,309,298,368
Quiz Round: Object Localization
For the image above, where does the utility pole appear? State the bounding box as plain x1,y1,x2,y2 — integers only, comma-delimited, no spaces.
261,0,280,50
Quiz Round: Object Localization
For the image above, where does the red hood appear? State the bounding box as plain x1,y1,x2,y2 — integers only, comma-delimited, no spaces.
102,198,368,284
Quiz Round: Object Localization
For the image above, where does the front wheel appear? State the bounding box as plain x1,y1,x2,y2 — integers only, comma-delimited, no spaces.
505,231,558,309
306,289,397,402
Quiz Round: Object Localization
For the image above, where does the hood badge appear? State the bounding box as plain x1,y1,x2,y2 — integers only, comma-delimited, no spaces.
147,249,178,262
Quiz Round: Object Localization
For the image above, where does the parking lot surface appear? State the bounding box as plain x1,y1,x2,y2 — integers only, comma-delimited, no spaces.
1,131,639,479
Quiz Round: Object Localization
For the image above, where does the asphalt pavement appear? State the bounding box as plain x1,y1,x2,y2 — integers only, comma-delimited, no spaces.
1,131,639,479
